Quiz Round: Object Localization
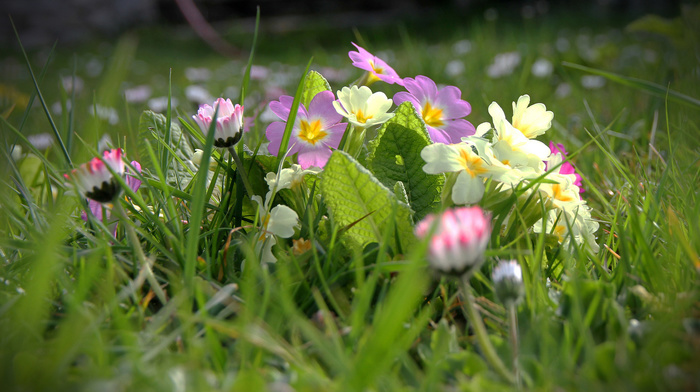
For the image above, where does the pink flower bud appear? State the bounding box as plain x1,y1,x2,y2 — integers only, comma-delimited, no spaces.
415,206,491,276
65,148,126,203
193,98,244,148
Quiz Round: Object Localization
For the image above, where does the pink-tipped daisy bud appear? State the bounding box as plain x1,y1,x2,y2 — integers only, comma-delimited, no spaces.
492,260,524,306
193,98,244,148
65,148,126,204
415,206,491,277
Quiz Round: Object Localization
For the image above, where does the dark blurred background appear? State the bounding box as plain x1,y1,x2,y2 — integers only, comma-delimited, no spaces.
0,0,682,48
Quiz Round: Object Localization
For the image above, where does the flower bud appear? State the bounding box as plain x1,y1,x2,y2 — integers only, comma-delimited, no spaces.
193,98,244,148
492,260,524,306
415,206,491,277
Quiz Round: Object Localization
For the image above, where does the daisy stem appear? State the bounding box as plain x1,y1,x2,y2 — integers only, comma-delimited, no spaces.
459,277,516,385
228,146,254,197
113,202,168,305
507,301,522,389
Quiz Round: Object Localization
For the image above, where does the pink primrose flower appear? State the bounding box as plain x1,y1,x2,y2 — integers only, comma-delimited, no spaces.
415,206,491,276
193,98,244,148
349,42,403,86
393,75,475,144
266,91,347,169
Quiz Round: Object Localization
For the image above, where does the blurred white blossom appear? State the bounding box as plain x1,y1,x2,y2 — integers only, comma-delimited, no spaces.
531,58,553,78
581,75,605,89
487,52,521,78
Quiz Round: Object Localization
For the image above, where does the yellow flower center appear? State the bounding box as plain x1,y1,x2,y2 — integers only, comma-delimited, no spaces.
554,224,567,242
355,108,373,124
422,102,444,127
458,147,489,178
298,119,327,145
552,183,575,202
370,60,384,75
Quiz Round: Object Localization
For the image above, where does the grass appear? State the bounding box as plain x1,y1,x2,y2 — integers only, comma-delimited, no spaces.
1,3,699,391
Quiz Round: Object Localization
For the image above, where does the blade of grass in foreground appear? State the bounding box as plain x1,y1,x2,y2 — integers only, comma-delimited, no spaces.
563,61,700,109
184,106,218,289
11,20,72,168
276,58,313,170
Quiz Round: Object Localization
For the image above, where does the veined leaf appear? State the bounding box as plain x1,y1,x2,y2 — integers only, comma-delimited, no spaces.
321,150,414,251
139,110,198,190
301,70,332,107
367,101,444,221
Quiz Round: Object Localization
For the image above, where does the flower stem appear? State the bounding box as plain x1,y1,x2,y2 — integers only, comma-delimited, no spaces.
507,302,521,389
228,146,254,197
459,277,516,384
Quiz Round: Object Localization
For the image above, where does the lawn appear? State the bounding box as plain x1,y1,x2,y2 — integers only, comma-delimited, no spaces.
1,3,699,391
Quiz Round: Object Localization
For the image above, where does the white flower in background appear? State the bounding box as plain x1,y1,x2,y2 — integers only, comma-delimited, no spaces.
10,145,22,161
185,85,213,105
51,100,71,115
148,96,179,112
265,164,320,193
581,75,605,89
555,83,572,98
249,65,269,80
185,67,211,82
333,86,394,129
487,51,521,78
124,85,152,103
445,60,465,77
422,138,509,205
61,76,84,94
27,133,54,150
90,104,119,125
531,58,553,78
251,193,299,264
533,207,599,254
452,39,472,56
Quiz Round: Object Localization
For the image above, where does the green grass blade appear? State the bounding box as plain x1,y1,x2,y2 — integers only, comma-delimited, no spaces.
276,58,313,170
563,61,700,109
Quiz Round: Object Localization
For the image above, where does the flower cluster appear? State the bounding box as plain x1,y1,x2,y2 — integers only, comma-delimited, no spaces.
421,94,598,253
65,41,598,271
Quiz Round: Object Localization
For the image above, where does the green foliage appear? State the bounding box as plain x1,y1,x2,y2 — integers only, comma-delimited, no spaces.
321,150,414,252
1,5,699,392
301,70,332,107
367,101,445,221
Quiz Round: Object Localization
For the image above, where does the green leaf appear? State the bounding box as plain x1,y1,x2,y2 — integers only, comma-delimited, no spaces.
393,181,408,204
301,70,332,107
321,150,414,251
367,101,444,221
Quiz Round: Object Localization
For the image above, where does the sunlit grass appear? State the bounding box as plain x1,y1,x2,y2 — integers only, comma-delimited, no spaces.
1,4,699,391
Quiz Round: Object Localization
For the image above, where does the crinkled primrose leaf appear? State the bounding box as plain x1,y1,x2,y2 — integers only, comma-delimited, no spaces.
301,70,332,108
367,101,444,221
321,150,414,251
